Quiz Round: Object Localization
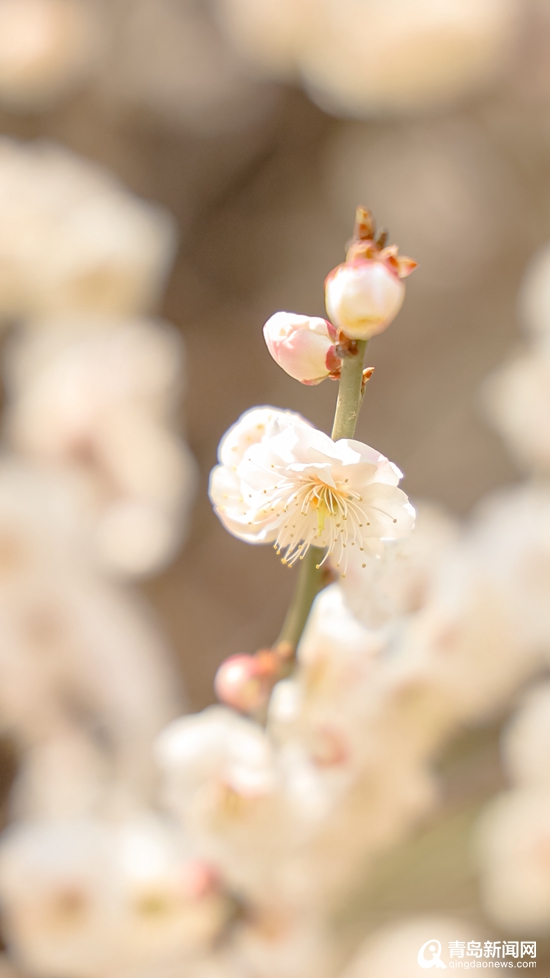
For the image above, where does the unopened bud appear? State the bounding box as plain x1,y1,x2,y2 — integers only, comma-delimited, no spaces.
325,258,408,341
180,860,220,900
214,654,272,714
263,312,341,385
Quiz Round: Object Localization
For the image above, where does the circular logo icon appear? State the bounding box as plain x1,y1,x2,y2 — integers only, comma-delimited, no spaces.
417,939,447,969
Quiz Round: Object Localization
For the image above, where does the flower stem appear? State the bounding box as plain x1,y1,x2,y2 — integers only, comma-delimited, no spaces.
275,339,368,653
331,339,368,440
275,545,326,652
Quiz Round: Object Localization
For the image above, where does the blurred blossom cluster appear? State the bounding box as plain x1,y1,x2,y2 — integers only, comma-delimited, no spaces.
0,0,273,133
0,136,201,976
472,243,550,935
0,0,531,128
0,139,176,318
213,0,522,118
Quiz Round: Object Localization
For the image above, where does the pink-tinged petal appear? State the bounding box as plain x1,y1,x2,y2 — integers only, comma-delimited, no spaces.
325,344,342,374
263,312,341,384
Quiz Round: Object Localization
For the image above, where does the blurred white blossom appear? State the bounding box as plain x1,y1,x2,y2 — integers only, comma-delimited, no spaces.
340,917,485,978
157,706,277,813
337,502,458,629
519,241,550,343
476,682,550,932
394,543,539,725
4,316,196,577
0,139,177,321
483,348,550,473
470,484,550,654
0,0,104,110
214,0,521,118
503,683,550,789
477,789,550,931
0,814,230,978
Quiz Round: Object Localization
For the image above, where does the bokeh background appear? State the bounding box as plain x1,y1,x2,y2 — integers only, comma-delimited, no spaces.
1,1,550,976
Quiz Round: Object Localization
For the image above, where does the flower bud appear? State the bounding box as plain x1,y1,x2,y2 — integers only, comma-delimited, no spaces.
180,860,221,899
214,654,273,714
263,311,341,385
325,259,407,341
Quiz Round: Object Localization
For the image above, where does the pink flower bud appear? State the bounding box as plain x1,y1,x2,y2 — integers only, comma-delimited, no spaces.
325,258,406,341
179,861,220,899
263,312,341,385
214,654,272,714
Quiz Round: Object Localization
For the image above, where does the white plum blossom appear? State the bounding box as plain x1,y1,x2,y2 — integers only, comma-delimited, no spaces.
214,0,521,118
337,502,459,629
268,585,386,776
476,683,550,933
0,814,229,978
476,789,550,931
4,315,197,577
263,312,341,385
503,683,550,790
0,0,104,112
0,139,177,322
470,484,550,654
297,583,384,679
155,708,288,904
0,817,112,978
482,348,550,473
519,241,550,343
393,544,537,726
209,406,415,567
156,706,277,815
341,917,486,978
269,584,441,816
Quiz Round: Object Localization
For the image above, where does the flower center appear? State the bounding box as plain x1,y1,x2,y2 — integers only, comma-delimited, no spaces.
273,475,368,568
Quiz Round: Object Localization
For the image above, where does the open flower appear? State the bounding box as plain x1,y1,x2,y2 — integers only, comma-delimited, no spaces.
209,406,415,566
263,312,341,384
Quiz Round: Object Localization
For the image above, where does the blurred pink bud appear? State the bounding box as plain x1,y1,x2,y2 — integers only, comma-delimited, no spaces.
263,312,341,385
215,654,272,713
180,860,220,899
325,258,407,341
310,726,348,768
